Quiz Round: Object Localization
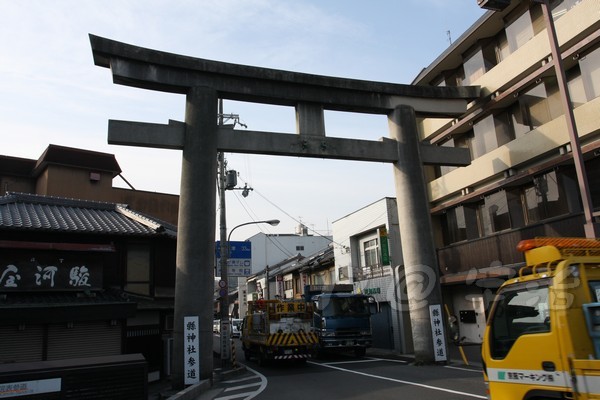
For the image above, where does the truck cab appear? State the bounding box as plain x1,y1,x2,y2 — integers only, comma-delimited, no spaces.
482,237,600,399
306,285,378,357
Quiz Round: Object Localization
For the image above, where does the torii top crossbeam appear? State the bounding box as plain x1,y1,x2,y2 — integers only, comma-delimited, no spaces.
90,34,478,115
90,34,479,165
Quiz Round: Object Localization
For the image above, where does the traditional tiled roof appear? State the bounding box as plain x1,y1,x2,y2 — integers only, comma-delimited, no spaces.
0,192,177,238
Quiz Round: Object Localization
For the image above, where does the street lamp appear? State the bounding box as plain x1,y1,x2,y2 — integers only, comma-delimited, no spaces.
219,218,280,366
227,219,280,245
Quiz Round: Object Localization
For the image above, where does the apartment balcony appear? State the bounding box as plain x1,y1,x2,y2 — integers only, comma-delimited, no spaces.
437,213,586,278
353,263,392,281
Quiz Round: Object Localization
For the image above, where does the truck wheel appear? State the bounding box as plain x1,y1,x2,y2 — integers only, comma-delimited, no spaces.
354,347,366,357
257,350,267,366
312,348,323,359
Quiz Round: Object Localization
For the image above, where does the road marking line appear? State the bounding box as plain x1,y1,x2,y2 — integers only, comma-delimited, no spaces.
445,365,482,373
224,382,262,392
241,365,268,400
367,357,408,364
215,392,259,400
308,361,486,399
323,359,384,365
223,375,261,384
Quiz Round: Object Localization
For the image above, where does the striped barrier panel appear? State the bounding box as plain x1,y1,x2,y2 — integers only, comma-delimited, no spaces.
266,331,318,346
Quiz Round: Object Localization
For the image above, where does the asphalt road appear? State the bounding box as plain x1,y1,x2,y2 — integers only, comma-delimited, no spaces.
209,339,487,400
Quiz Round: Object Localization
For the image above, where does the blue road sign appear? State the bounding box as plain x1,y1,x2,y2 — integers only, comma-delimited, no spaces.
215,241,252,277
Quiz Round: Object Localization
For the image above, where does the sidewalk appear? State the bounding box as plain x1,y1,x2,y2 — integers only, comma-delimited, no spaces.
149,353,247,400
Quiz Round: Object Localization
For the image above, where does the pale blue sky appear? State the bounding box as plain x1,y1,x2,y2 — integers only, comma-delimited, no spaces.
0,0,485,240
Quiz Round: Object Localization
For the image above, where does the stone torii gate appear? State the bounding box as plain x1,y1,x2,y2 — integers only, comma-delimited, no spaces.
90,34,479,389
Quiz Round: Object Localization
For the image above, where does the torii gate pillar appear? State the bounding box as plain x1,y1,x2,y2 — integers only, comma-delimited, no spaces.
173,87,218,386
389,105,444,364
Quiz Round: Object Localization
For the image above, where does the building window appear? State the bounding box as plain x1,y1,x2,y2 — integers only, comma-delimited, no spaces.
439,133,473,177
284,280,293,291
504,9,535,53
363,238,379,269
296,245,305,251
463,48,487,85
126,244,151,296
338,266,349,281
471,115,509,158
442,205,479,244
523,170,571,224
579,45,600,101
551,0,581,20
479,191,512,235
442,66,465,87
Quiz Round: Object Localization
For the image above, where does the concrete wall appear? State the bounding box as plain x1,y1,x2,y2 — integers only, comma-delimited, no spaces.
248,232,332,274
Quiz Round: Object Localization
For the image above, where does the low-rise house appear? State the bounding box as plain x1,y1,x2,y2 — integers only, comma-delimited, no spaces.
0,192,177,381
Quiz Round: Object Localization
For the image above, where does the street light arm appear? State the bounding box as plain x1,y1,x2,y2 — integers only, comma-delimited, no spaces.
227,219,280,243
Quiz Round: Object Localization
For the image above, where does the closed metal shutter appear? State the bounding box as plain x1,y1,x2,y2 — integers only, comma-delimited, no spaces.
0,324,44,363
47,321,122,361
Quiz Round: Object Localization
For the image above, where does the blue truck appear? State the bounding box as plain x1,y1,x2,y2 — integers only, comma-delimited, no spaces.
304,284,378,357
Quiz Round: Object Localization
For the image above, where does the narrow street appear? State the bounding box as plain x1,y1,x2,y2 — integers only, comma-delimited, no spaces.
205,338,486,400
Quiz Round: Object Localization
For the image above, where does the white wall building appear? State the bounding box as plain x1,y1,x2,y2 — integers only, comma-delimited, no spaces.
332,197,413,354
247,226,332,274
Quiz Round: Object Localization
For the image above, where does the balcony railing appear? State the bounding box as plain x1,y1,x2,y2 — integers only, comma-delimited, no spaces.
353,263,392,281
437,213,586,275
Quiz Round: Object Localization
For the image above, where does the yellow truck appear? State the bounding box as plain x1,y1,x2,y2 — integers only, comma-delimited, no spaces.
482,237,600,399
241,299,318,365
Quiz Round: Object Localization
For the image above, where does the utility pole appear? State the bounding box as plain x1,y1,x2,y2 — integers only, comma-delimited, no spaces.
218,99,230,367
217,100,254,367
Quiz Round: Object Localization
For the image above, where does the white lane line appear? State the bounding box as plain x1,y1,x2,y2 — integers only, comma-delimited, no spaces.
215,366,268,400
367,357,408,364
322,357,408,365
215,393,257,400
307,361,486,399
324,359,386,365
445,365,483,373
223,375,261,384
241,365,268,400
224,382,262,392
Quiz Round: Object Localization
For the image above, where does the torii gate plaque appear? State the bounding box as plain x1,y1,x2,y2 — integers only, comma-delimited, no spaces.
90,34,479,388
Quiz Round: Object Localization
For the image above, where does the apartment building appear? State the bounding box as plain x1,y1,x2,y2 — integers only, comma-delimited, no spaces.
413,0,600,343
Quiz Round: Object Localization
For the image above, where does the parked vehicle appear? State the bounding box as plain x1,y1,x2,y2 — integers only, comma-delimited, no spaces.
241,299,317,365
305,284,378,357
482,237,600,399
